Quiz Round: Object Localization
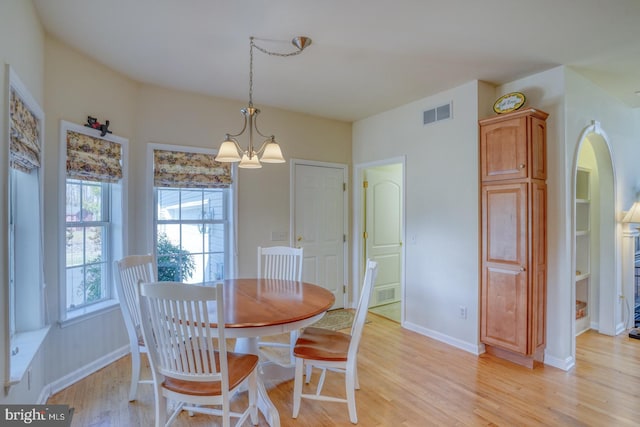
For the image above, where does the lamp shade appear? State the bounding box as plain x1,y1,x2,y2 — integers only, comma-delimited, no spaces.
623,201,640,223
215,139,242,162
239,152,262,169
260,140,285,163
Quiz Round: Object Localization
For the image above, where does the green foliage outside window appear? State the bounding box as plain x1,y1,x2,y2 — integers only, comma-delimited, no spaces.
156,232,195,282
79,233,195,306
83,257,105,304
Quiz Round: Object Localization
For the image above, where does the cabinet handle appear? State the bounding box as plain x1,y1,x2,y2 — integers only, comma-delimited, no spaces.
520,266,526,272
297,236,303,242
518,163,526,169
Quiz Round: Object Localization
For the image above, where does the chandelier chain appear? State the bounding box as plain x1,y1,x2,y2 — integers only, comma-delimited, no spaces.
249,38,254,106
249,37,306,107
217,36,310,167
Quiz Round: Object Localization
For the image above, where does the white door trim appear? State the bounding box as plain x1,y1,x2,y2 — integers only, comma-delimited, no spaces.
353,156,406,316
290,159,349,306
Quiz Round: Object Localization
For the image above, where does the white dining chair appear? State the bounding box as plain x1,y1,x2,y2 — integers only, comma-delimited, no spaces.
138,281,259,427
113,254,157,401
257,246,304,367
292,259,378,424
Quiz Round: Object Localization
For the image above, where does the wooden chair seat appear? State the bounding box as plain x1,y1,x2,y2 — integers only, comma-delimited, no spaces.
163,352,259,397
293,327,350,362
292,260,378,424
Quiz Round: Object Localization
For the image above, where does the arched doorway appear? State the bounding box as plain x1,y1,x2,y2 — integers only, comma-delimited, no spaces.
572,122,618,348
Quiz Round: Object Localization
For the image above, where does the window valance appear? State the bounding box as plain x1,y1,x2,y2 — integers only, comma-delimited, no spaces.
153,149,232,188
10,89,41,173
66,130,122,183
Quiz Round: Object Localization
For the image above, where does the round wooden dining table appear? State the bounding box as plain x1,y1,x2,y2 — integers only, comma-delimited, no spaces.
204,278,335,427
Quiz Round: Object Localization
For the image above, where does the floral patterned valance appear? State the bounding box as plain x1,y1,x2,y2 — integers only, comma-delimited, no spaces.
154,149,232,188
10,88,41,173
67,130,122,183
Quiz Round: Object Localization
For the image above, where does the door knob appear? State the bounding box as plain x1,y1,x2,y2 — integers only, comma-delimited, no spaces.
297,236,303,242
518,163,526,169
520,266,526,272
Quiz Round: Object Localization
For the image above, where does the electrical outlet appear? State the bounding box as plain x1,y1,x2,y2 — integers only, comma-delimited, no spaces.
458,305,467,319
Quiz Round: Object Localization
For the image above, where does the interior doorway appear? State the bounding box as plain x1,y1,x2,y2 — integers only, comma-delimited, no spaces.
291,159,348,310
354,158,405,323
572,123,618,345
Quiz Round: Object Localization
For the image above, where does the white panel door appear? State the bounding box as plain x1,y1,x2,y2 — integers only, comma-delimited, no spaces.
294,163,346,309
365,164,402,307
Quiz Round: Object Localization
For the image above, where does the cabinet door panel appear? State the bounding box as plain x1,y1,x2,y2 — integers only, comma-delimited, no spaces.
480,117,527,181
481,182,528,354
482,183,527,266
530,116,547,180
481,266,528,353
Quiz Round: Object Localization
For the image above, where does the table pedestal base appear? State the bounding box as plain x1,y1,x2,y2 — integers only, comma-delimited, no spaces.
235,337,283,427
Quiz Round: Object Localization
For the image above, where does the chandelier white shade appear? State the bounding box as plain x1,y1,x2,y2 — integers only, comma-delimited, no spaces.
215,36,312,168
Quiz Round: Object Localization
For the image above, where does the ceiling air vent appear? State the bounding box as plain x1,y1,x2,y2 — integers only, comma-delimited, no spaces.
423,102,452,125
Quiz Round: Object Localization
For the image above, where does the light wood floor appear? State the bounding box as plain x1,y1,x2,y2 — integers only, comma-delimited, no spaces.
368,302,401,323
48,313,640,426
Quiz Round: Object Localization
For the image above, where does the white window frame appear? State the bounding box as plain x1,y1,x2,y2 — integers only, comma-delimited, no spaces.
5,65,48,388
58,120,128,326
147,143,237,281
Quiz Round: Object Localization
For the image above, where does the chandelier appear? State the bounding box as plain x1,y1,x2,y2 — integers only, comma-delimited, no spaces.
215,36,312,168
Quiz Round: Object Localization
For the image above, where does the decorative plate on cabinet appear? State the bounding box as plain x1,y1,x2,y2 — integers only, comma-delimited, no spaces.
493,92,526,114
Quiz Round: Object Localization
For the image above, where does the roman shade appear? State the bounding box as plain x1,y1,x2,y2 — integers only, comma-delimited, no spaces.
10,89,41,173
66,130,122,183
153,149,232,188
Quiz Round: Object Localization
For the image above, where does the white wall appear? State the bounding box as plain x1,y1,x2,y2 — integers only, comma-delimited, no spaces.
6,21,349,400
353,81,485,352
41,36,139,387
496,67,569,366
0,0,46,404
354,65,640,370
3,0,639,404
564,68,640,352
131,84,351,278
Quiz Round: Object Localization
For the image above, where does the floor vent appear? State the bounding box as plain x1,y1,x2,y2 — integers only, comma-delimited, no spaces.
423,102,452,125
376,287,396,304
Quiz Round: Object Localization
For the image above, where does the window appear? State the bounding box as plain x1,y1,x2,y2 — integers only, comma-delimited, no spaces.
6,65,47,386
65,180,111,309
152,146,234,283
60,121,127,322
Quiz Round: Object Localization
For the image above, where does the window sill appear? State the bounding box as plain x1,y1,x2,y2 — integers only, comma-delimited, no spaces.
58,299,120,328
7,325,51,388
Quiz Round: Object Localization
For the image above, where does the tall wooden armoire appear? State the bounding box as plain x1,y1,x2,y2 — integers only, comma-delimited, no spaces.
479,107,548,368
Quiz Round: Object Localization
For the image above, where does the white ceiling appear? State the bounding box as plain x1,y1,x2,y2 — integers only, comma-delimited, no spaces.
33,0,640,122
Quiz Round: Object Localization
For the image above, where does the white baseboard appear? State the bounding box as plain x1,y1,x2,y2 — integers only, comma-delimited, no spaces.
402,321,484,355
402,321,577,372
41,345,129,402
543,353,574,371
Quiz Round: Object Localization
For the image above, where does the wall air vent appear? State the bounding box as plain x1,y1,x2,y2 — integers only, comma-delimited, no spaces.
376,287,396,305
423,102,452,125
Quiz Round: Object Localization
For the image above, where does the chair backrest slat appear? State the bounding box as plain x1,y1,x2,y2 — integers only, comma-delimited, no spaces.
348,259,378,360
138,282,226,384
258,246,303,281
114,255,157,338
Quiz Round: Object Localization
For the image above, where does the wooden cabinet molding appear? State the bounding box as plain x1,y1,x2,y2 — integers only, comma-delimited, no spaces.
480,108,548,183
479,108,548,368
